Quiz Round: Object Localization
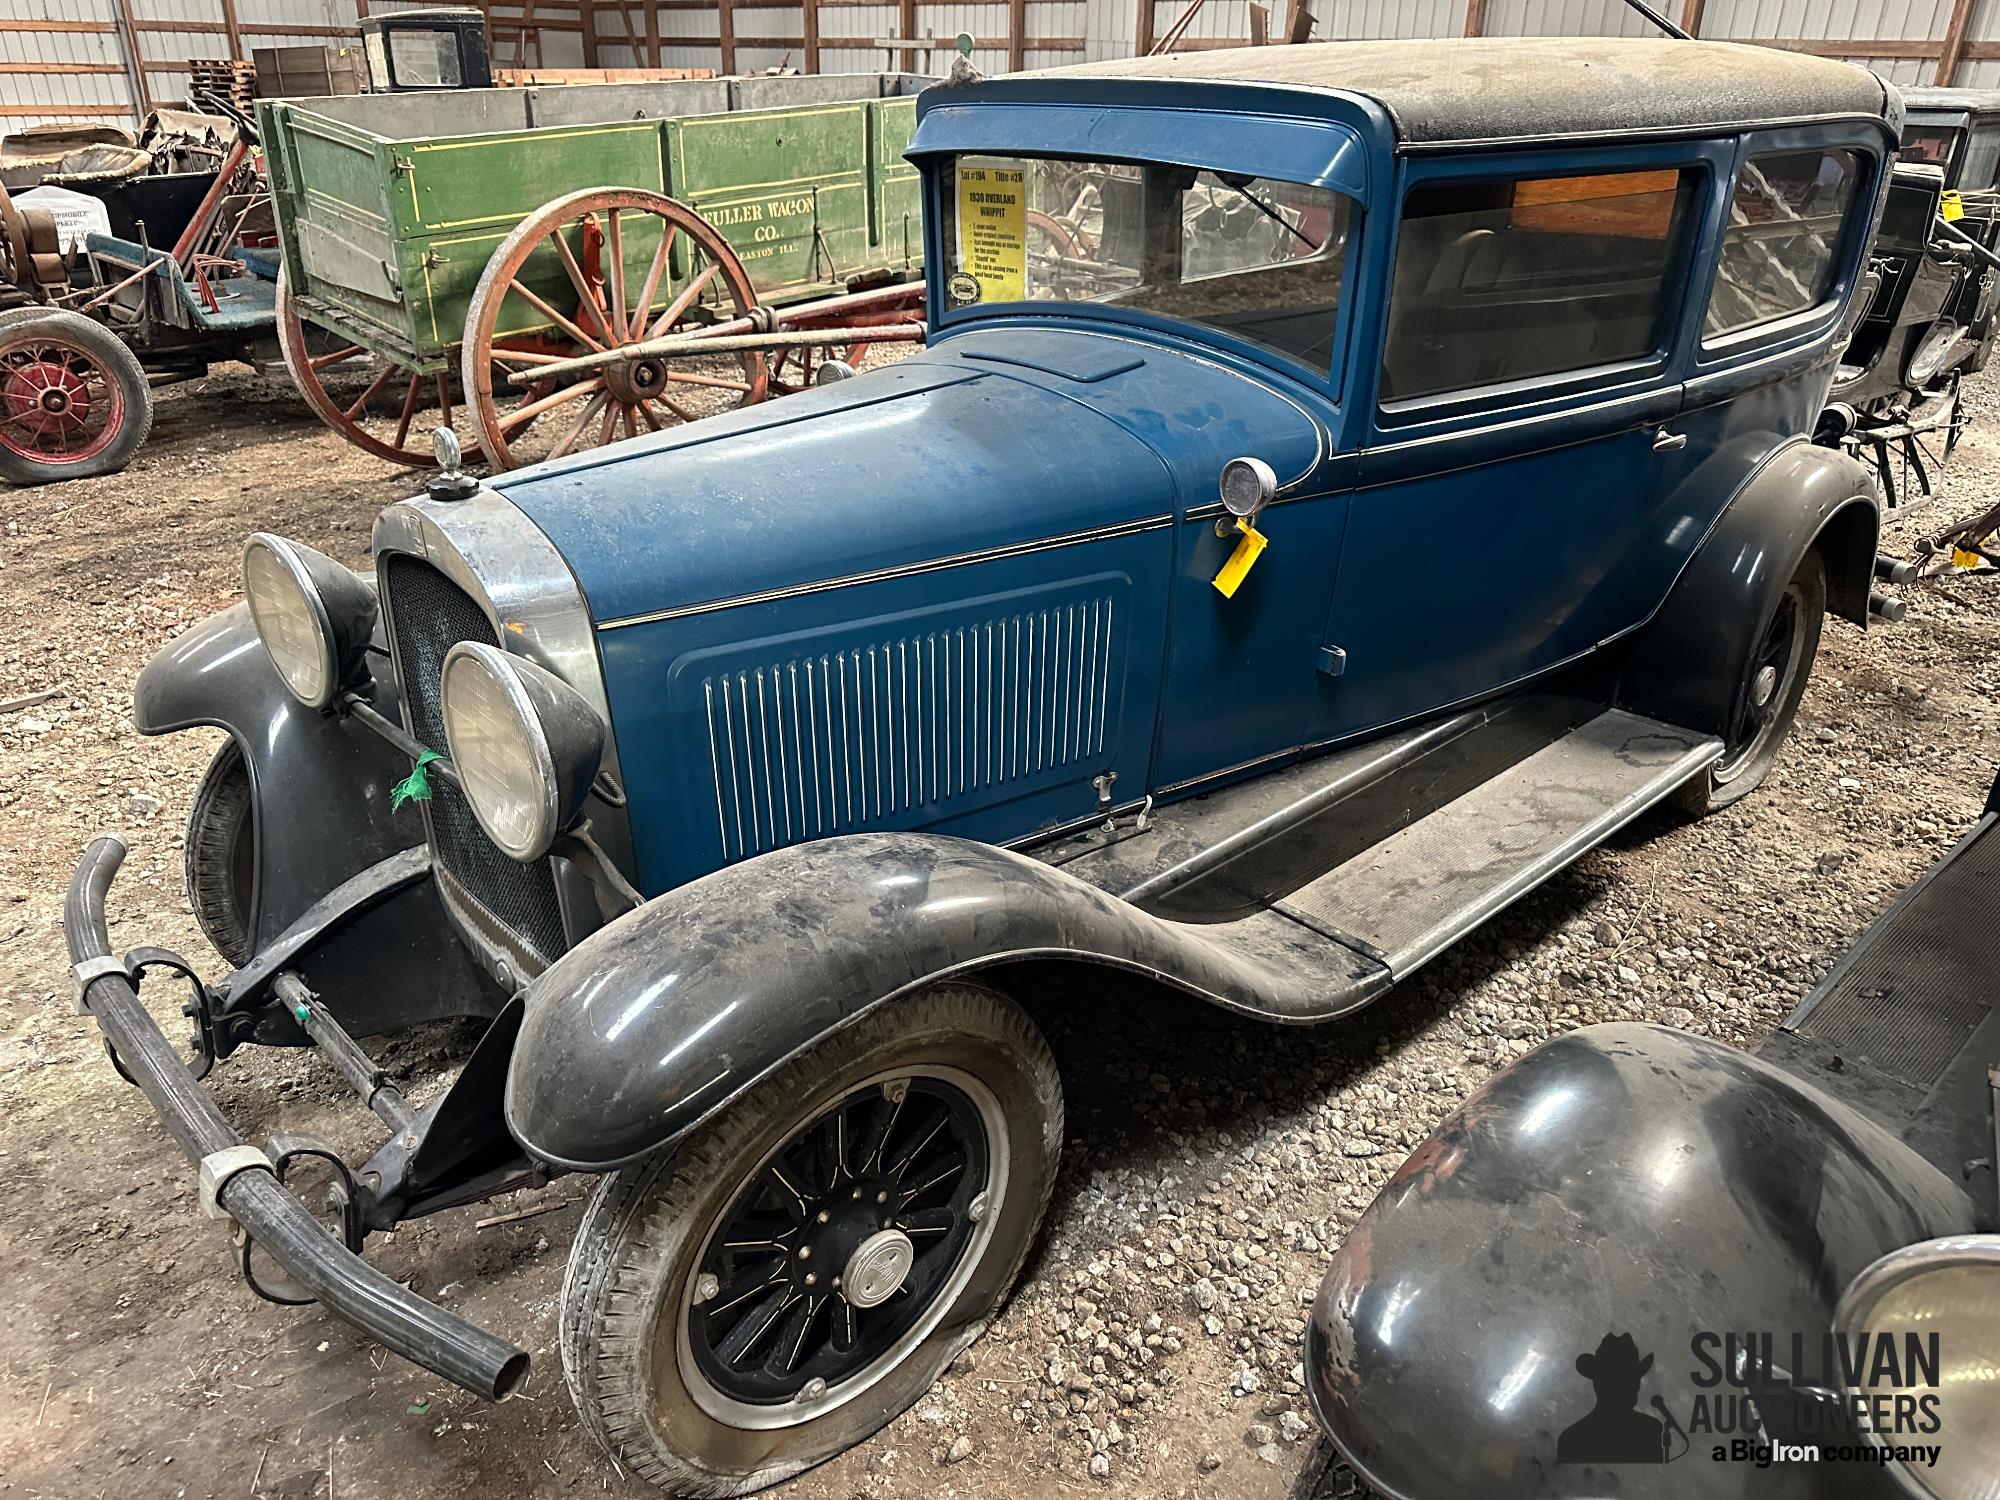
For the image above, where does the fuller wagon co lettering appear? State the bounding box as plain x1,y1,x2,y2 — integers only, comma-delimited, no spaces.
709,193,819,260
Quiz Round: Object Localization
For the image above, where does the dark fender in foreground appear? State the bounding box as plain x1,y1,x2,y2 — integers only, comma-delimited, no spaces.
1304,1023,1980,1499
504,832,1393,1171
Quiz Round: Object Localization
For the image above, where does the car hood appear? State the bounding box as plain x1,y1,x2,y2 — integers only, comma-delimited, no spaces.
496,326,1326,630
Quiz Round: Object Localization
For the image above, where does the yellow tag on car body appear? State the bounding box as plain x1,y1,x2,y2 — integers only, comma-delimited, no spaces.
1212,519,1268,598
1943,190,1965,222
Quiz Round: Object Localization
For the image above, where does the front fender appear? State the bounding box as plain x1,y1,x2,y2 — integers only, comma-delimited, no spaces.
136,603,413,947
503,833,1390,1170
1615,440,1878,739
1306,1024,1978,1500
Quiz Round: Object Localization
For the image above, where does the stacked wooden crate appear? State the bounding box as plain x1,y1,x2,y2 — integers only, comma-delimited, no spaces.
187,59,258,113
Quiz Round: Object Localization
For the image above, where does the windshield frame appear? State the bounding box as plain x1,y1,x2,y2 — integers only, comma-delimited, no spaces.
925,147,1366,400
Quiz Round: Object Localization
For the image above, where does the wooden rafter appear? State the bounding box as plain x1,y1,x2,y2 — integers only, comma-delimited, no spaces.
1938,0,1977,86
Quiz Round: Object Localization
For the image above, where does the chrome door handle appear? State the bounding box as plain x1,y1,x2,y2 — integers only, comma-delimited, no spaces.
1653,430,1688,451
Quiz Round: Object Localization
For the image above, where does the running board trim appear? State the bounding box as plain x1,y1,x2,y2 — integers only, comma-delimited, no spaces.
1271,711,1720,980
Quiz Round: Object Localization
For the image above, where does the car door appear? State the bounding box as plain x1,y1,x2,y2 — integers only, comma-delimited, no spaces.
1137,170,1363,793
1313,142,1725,743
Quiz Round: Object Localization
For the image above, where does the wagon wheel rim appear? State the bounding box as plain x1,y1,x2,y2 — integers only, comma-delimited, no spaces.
463,187,768,472
0,331,126,465
275,266,479,469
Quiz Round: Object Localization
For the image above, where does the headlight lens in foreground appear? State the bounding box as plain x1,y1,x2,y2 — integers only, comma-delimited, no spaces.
1908,321,1964,387
1836,1234,2000,1500
242,534,375,709
440,642,604,862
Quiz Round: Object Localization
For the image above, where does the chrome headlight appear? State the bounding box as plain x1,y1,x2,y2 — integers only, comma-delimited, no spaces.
1835,1234,2000,1499
242,534,376,709
1907,321,1964,387
439,641,604,862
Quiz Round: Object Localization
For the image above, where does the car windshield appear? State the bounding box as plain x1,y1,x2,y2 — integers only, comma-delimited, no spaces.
940,155,1355,375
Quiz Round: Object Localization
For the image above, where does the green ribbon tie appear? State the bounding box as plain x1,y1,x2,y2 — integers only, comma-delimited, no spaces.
391,750,442,812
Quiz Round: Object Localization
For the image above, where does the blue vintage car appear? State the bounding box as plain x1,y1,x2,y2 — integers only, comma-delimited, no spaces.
67,36,1901,1494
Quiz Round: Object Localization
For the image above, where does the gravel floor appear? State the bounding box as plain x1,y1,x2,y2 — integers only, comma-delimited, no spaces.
0,363,1996,1500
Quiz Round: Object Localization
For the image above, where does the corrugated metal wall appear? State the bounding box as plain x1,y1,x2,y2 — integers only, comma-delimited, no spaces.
8,0,2000,133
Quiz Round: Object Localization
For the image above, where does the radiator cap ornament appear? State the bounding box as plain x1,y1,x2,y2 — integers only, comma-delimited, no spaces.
425,426,479,502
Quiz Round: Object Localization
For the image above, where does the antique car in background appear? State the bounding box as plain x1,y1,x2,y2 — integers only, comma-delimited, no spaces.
68,38,1902,1494
1900,85,2000,192
1824,86,2000,501
1306,770,2000,1499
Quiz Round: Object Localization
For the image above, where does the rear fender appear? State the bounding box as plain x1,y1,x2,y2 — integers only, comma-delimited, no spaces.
1306,1023,1978,1500
136,602,413,948
503,832,1391,1171
1616,440,1878,738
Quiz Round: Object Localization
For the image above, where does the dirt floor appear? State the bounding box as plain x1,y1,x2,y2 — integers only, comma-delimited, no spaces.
1,362,1997,1500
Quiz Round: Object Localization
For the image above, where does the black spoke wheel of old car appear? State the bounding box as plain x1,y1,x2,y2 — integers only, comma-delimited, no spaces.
1676,548,1825,815
560,982,1062,1495
185,738,255,967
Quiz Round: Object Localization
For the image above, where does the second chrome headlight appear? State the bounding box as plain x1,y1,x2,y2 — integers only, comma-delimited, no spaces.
439,642,604,862
1835,1233,2000,1500
242,534,376,709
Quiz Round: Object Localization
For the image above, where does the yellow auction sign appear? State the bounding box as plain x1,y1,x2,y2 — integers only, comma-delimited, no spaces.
954,164,1027,304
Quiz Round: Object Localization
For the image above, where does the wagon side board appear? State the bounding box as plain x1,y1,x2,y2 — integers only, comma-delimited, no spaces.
260,81,929,366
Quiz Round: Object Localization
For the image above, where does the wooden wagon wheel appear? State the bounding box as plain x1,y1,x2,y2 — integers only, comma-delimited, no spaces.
1026,208,1089,261
463,187,768,472
276,266,479,469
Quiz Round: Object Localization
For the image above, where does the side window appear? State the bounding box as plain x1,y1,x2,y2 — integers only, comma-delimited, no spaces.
1963,125,2000,191
1381,166,1694,403
1706,148,1862,339
1900,125,1961,169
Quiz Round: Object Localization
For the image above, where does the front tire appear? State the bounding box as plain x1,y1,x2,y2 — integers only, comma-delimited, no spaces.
1675,548,1825,815
185,739,255,966
560,981,1063,1496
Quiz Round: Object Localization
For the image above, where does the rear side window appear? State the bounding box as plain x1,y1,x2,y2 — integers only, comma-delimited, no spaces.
1381,166,1695,403
1706,148,1862,338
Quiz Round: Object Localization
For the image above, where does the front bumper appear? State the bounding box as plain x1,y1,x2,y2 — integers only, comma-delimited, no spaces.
65,832,529,1400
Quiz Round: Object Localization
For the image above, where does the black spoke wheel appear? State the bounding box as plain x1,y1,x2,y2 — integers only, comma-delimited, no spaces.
1676,548,1824,815
560,982,1062,1495
684,1072,993,1416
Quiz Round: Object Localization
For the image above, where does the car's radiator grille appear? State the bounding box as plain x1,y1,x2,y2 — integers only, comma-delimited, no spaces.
380,552,568,965
699,592,1119,862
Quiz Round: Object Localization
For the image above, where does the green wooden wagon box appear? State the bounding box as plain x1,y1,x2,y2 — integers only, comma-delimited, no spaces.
258,73,930,469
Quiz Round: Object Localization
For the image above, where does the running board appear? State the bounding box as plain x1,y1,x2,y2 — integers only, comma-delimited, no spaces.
1265,710,1720,979
1759,796,2000,1214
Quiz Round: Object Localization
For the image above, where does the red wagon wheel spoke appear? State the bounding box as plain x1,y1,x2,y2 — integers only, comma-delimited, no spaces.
342,365,397,422
276,265,480,469
463,187,768,472
0,332,127,467
606,207,629,342
308,343,368,373
631,222,677,331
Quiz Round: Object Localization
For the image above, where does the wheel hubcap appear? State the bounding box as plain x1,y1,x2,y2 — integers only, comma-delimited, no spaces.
1751,663,1779,708
842,1228,915,1308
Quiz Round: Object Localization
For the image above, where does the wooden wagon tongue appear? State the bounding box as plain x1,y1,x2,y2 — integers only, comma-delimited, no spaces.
500,283,930,392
